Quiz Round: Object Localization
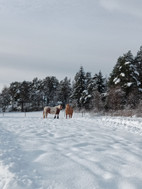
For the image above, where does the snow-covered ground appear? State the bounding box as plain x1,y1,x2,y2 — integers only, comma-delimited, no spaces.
0,111,142,189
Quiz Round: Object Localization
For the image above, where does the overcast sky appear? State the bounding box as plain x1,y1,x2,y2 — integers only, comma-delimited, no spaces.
0,0,142,91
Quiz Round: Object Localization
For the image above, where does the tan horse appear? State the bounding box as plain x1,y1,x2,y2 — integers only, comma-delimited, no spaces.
43,105,62,119
65,104,73,119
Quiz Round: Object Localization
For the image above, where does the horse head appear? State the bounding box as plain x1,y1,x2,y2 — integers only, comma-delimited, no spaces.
66,104,69,107
59,105,62,110
56,104,62,110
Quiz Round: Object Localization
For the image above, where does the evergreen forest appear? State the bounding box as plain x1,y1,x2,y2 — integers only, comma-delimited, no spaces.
1,46,142,115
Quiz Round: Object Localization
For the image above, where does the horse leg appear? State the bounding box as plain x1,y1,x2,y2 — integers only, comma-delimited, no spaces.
45,112,47,118
54,115,56,119
57,115,59,119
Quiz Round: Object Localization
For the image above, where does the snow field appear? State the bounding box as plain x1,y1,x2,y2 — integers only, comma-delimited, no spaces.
0,111,142,189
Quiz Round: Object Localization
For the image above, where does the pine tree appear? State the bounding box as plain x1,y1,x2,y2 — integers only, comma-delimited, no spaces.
0,87,11,112
56,77,72,107
108,51,138,95
30,78,43,110
9,82,21,111
18,81,32,112
93,71,106,93
43,76,59,106
82,72,93,109
71,66,86,108
89,71,106,111
135,46,142,92
108,50,140,109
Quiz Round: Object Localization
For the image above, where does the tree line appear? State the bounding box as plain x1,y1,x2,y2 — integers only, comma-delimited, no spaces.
1,46,142,113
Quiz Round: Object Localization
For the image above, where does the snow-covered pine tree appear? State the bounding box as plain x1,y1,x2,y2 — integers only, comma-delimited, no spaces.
93,71,106,93
71,66,86,108
89,71,106,111
9,82,22,111
30,78,43,111
80,72,93,109
0,87,11,112
56,77,72,107
108,50,139,109
43,76,59,106
108,51,138,95
127,46,142,109
18,81,32,112
135,46,142,92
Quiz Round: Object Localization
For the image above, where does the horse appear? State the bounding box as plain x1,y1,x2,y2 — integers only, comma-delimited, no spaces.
43,105,62,119
65,104,73,119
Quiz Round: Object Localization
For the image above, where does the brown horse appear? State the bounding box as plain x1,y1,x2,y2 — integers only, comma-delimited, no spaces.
65,104,73,119
43,105,62,119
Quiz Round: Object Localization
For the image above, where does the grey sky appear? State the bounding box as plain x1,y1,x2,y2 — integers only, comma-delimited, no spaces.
0,0,142,91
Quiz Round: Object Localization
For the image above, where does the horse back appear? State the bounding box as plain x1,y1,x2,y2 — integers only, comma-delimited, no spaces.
44,106,51,113
65,105,73,114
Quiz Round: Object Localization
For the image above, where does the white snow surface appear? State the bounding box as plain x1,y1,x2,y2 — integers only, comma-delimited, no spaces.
0,111,142,189
120,73,125,77
113,78,120,85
